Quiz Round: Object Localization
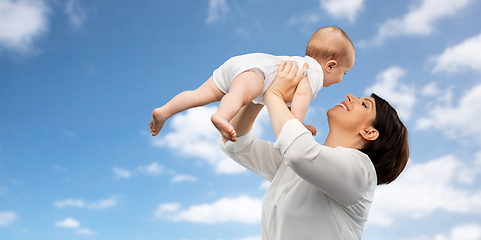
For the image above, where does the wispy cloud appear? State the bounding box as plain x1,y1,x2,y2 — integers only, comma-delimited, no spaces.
237,237,261,240
53,165,68,172
320,0,364,23
0,186,10,195
436,224,481,240
113,163,167,179
206,0,228,24
53,196,117,210
0,0,50,54
416,83,481,145
75,228,94,235
259,180,270,190
64,0,87,28
136,162,164,176
54,199,84,208
0,212,17,227
288,13,320,26
55,218,94,235
369,154,481,226
362,0,474,46
87,197,117,210
235,27,249,39
430,33,481,73
113,167,131,179
365,66,416,121
172,174,198,183
403,223,481,240
154,196,262,224
55,218,79,228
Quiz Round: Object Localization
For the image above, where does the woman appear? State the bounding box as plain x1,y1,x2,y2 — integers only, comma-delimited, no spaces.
219,61,409,240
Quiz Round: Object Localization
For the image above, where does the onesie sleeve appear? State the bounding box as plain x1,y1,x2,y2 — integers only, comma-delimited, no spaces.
273,119,375,206
219,133,284,182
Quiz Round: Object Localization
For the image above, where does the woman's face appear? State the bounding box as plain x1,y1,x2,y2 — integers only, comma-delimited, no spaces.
327,94,377,133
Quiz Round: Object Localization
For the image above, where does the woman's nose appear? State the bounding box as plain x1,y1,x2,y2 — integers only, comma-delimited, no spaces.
346,94,355,103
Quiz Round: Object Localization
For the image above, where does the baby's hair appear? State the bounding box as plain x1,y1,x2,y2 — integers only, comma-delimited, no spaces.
305,26,355,66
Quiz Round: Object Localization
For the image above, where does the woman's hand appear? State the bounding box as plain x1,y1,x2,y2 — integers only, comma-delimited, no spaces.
265,60,309,103
264,61,309,138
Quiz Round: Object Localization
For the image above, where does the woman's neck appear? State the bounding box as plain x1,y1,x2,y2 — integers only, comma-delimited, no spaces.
324,130,365,149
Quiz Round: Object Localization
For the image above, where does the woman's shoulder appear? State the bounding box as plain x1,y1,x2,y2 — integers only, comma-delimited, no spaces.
334,146,377,182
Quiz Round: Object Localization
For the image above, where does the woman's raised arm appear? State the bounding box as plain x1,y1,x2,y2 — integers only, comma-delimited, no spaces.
264,61,309,138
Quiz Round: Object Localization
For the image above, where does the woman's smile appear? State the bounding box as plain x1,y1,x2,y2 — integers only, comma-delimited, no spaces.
339,101,349,111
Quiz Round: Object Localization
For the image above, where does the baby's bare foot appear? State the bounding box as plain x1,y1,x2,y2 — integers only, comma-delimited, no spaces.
150,108,168,136
211,113,237,142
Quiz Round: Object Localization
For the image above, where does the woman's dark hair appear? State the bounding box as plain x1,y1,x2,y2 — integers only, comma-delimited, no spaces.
360,93,409,185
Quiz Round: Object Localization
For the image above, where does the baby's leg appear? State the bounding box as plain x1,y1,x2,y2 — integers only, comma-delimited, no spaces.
150,77,224,136
211,71,264,141
224,102,263,143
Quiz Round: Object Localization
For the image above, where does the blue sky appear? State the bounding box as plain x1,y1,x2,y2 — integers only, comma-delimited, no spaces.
1,0,481,239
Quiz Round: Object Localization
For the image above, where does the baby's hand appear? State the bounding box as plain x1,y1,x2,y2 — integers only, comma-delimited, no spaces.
304,124,317,136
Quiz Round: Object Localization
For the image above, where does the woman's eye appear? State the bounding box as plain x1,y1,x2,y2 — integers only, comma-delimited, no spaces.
362,102,367,108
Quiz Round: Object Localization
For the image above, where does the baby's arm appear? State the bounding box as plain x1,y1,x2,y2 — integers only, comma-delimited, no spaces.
290,77,312,123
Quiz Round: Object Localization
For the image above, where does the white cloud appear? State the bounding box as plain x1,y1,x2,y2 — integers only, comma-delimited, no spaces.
416,83,481,144
113,167,131,179
64,0,86,28
153,106,262,174
54,199,85,208
288,13,321,26
53,164,68,172
55,218,94,235
404,224,481,240
0,186,9,195
0,0,50,53
365,66,416,121
154,196,262,224
155,203,181,213
235,27,249,39
75,228,94,235
136,162,164,176
55,218,80,228
320,0,364,22
369,155,481,226
53,197,117,210
0,212,17,226
421,82,441,96
63,130,77,138
366,0,473,45
172,174,198,183
237,237,261,240
259,180,270,190
439,224,481,240
431,33,481,73
206,0,228,24
86,197,116,210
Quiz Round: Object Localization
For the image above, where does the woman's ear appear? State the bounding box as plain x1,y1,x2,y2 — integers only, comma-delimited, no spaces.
325,60,338,73
360,127,379,141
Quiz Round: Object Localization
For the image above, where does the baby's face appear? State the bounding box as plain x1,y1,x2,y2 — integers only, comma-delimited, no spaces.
323,52,355,87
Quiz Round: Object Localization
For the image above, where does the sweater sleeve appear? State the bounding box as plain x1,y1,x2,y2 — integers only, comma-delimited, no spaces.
273,119,375,206
218,133,284,182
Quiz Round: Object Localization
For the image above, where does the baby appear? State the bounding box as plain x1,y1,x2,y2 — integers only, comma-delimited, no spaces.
149,26,355,141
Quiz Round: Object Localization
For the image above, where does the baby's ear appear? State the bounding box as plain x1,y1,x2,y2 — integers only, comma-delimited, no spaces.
325,60,338,72
360,127,379,141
